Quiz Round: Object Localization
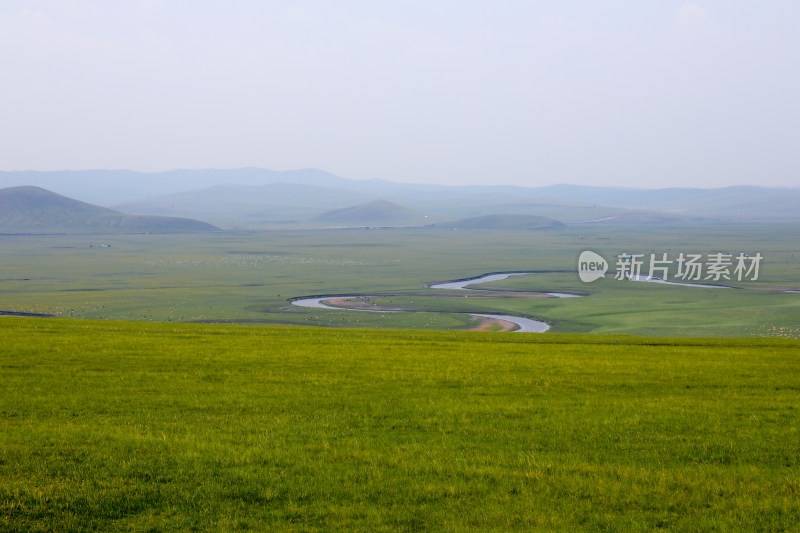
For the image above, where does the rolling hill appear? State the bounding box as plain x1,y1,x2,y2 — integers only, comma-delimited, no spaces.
0,186,218,233
114,182,376,227
0,168,353,206
3,168,800,225
314,200,447,227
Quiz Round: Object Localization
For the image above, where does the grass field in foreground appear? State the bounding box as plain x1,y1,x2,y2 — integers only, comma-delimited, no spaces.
1,318,798,531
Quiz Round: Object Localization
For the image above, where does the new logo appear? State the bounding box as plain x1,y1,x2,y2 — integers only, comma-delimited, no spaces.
578,251,608,283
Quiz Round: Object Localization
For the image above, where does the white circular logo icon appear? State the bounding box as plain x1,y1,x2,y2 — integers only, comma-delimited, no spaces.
578,251,608,283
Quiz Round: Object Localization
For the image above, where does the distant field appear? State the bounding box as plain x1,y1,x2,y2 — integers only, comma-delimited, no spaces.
1,318,798,531
1,223,799,337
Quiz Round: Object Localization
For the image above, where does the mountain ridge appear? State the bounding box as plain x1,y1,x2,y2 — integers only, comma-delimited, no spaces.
2,169,798,225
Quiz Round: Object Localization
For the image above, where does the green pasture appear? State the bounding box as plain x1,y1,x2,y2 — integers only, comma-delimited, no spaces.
1,318,798,531
401,274,800,337
1,223,799,337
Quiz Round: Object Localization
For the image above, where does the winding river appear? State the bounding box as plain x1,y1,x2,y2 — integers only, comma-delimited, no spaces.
290,270,800,333
291,272,574,333
429,272,583,298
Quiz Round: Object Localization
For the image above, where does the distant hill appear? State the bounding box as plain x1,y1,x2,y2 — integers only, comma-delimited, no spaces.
314,200,446,227
0,168,352,206
0,186,218,233
428,214,565,230
114,182,376,228
2,168,800,223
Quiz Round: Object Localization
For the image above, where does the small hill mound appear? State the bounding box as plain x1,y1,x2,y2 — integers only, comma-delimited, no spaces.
429,214,565,230
314,200,443,227
0,186,218,233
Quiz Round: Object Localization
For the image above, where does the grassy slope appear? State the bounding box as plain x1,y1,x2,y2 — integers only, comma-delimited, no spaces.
1,318,798,531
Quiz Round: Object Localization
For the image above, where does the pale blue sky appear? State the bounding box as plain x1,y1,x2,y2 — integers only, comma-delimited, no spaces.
1,1,798,188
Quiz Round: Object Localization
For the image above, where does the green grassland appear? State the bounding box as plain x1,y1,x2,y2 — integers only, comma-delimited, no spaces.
1,224,799,337
1,318,798,531
2,224,799,531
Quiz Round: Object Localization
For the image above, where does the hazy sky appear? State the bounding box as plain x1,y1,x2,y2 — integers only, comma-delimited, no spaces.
2,1,798,188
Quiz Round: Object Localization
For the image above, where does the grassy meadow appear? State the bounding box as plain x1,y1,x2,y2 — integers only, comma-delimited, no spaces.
1,318,799,531
1,224,799,337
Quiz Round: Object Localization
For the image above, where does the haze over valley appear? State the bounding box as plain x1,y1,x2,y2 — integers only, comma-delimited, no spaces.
2,168,799,232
